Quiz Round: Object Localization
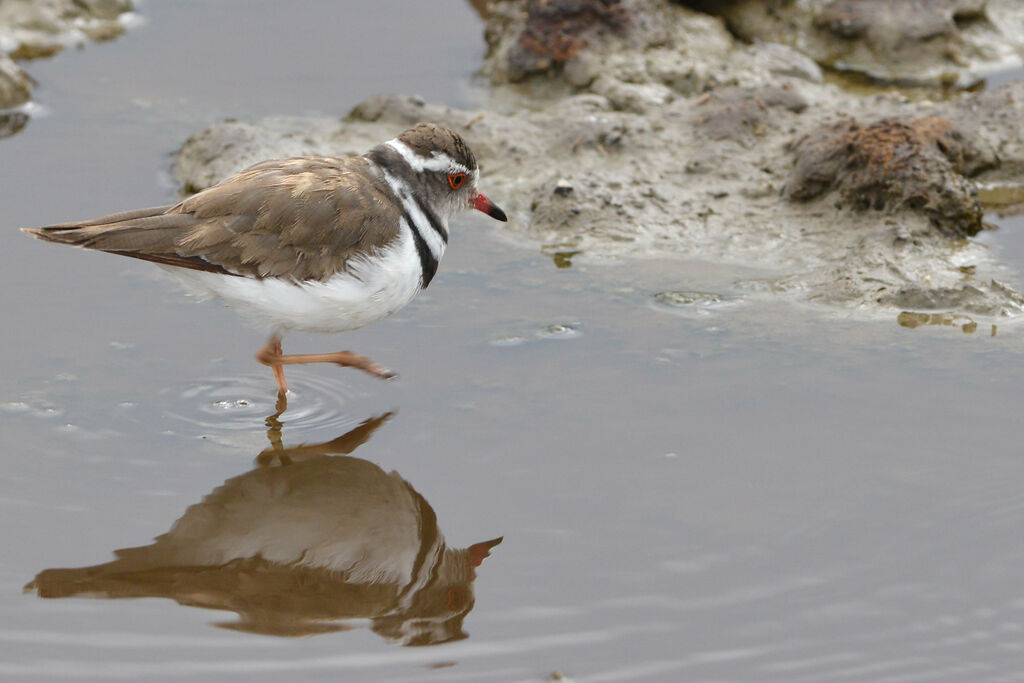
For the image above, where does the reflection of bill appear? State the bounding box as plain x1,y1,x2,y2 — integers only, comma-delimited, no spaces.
27,413,502,645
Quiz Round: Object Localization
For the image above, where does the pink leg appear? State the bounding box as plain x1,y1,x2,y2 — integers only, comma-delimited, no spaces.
255,334,396,393
255,335,290,396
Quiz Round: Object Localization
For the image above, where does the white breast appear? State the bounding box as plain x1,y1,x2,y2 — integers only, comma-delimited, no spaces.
163,227,424,334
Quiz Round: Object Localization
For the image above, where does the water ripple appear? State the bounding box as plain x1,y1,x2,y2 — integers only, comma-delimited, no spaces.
167,373,362,434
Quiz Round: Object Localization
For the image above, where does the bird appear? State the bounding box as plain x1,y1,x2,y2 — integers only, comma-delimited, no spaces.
22,123,507,397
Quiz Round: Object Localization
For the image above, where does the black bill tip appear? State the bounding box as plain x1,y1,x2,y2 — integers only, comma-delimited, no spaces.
472,193,508,222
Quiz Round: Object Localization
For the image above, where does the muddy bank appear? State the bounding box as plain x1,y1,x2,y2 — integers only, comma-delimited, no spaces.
173,0,1024,320
0,0,135,133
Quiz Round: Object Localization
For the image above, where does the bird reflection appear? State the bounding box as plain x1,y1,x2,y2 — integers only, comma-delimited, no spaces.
26,412,502,645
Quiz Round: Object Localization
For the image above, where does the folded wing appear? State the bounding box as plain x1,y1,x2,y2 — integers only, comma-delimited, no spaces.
22,156,402,282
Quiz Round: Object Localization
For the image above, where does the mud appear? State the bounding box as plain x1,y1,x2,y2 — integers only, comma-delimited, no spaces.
173,0,1024,320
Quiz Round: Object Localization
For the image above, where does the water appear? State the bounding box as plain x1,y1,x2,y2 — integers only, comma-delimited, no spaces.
3,2,1024,681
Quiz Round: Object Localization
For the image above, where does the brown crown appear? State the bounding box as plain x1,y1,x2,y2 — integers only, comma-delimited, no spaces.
397,123,477,171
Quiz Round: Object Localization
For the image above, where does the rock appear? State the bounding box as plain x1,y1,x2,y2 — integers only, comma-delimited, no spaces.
0,0,135,133
942,85,1024,188
0,54,32,110
884,281,1024,317
0,0,133,58
483,0,744,97
786,116,988,237
683,0,1024,87
489,0,631,82
753,41,825,84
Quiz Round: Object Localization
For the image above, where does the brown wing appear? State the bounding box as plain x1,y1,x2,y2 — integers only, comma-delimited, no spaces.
22,156,403,282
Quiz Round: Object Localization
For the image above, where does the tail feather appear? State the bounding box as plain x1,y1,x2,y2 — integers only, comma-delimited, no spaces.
22,204,246,277
21,205,192,253
45,205,179,229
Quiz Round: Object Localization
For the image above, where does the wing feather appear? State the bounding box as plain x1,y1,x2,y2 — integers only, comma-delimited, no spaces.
23,156,404,281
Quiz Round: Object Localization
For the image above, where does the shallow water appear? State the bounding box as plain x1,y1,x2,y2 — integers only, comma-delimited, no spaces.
4,2,1024,681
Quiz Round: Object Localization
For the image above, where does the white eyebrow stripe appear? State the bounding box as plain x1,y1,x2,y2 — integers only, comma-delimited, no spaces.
385,139,469,174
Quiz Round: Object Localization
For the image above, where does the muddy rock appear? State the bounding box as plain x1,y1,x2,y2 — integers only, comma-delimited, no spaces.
0,54,32,110
0,0,133,59
683,0,1024,87
0,0,135,132
489,0,632,82
786,117,989,237
882,280,1024,317
942,84,1024,189
484,0,753,97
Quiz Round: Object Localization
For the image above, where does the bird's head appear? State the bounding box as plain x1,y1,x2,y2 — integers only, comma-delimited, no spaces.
377,122,507,224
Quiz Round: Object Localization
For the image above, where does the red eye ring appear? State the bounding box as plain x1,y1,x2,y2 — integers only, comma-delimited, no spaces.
448,173,467,190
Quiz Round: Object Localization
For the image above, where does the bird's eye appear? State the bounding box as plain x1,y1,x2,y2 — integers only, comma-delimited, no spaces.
447,173,467,190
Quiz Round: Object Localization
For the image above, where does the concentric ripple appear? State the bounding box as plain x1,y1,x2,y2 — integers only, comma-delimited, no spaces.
167,372,364,434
